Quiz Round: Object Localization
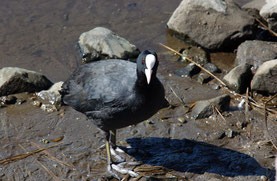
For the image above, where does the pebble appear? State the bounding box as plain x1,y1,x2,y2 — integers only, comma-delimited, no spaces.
32,100,41,107
40,104,58,113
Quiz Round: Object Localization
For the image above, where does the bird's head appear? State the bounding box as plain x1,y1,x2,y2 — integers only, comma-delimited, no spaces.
137,50,159,85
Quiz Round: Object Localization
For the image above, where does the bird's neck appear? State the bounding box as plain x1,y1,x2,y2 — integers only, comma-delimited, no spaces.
135,70,156,93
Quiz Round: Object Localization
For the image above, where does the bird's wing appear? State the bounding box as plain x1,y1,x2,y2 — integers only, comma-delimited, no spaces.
61,60,136,114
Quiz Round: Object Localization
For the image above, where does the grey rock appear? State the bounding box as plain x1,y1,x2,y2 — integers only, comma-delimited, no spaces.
0,67,53,96
167,0,255,50
251,59,277,94
36,81,63,106
260,0,277,32
242,0,265,10
180,46,209,65
175,63,200,77
223,64,253,94
235,40,277,71
191,94,230,119
198,72,212,84
203,63,220,73
78,27,140,63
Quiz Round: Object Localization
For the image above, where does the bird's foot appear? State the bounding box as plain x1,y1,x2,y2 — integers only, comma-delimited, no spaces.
110,146,126,163
107,162,140,179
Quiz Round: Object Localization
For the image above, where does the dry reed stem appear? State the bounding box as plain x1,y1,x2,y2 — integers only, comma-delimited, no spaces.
19,144,62,181
255,18,277,37
168,84,185,105
31,142,74,168
0,142,63,165
264,97,277,151
160,43,277,118
36,160,62,181
160,43,226,86
245,88,251,137
214,106,227,122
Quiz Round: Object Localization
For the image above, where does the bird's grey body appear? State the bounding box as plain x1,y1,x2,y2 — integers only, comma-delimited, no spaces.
61,50,167,178
62,59,166,131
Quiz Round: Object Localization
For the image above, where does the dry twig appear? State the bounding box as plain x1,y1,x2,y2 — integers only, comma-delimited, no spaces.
31,141,74,168
255,18,277,37
160,43,226,86
159,43,277,119
19,144,62,181
0,142,63,165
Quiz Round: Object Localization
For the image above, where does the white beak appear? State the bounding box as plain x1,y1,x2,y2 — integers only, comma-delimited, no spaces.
145,68,153,84
144,54,156,84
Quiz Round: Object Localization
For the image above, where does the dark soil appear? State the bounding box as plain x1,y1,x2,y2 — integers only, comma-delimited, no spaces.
0,0,276,181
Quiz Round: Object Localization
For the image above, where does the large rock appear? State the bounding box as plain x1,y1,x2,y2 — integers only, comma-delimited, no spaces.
0,67,53,96
191,94,230,119
78,27,140,63
251,59,277,94
223,64,253,94
260,0,277,32
242,0,265,10
235,40,277,71
167,0,255,50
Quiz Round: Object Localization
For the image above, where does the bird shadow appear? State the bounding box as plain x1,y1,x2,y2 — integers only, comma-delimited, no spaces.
125,137,275,178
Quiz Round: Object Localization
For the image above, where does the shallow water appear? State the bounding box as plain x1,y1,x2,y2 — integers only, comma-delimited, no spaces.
0,0,250,82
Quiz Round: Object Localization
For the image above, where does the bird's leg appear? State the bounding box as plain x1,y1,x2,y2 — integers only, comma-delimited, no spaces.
105,130,139,178
105,131,121,180
109,129,125,162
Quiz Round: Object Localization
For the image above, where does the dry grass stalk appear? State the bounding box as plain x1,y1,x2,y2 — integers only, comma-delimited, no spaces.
245,88,251,137
168,84,185,105
160,43,277,118
36,160,62,181
0,142,63,165
214,106,227,122
31,142,74,168
264,98,277,151
255,18,277,37
19,144,62,181
160,43,226,86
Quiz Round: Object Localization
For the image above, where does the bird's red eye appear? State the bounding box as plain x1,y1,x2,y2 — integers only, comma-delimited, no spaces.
142,59,145,64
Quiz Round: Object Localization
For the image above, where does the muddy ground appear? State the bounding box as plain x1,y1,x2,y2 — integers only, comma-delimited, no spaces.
0,0,277,181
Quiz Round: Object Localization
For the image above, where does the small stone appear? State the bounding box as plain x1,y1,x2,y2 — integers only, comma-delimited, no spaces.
198,72,212,84
225,128,235,138
146,119,154,124
32,101,41,107
175,63,200,77
16,98,26,105
40,104,58,112
0,95,17,104
203,63,220,73
251,59,277,94
40,138,49,144
177,117,187,123
217,131,226,139
211,84,220,90
180,46,209,65
191,94,230,119
223,64,253,94
37,81,63,106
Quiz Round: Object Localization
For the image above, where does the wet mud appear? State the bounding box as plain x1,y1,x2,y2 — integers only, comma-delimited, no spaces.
0,0,276,180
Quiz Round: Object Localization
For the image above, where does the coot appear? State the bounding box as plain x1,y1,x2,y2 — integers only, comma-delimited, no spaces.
61,50,167,178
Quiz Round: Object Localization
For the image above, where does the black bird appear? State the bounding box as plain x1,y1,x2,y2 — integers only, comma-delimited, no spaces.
61,50,167,178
